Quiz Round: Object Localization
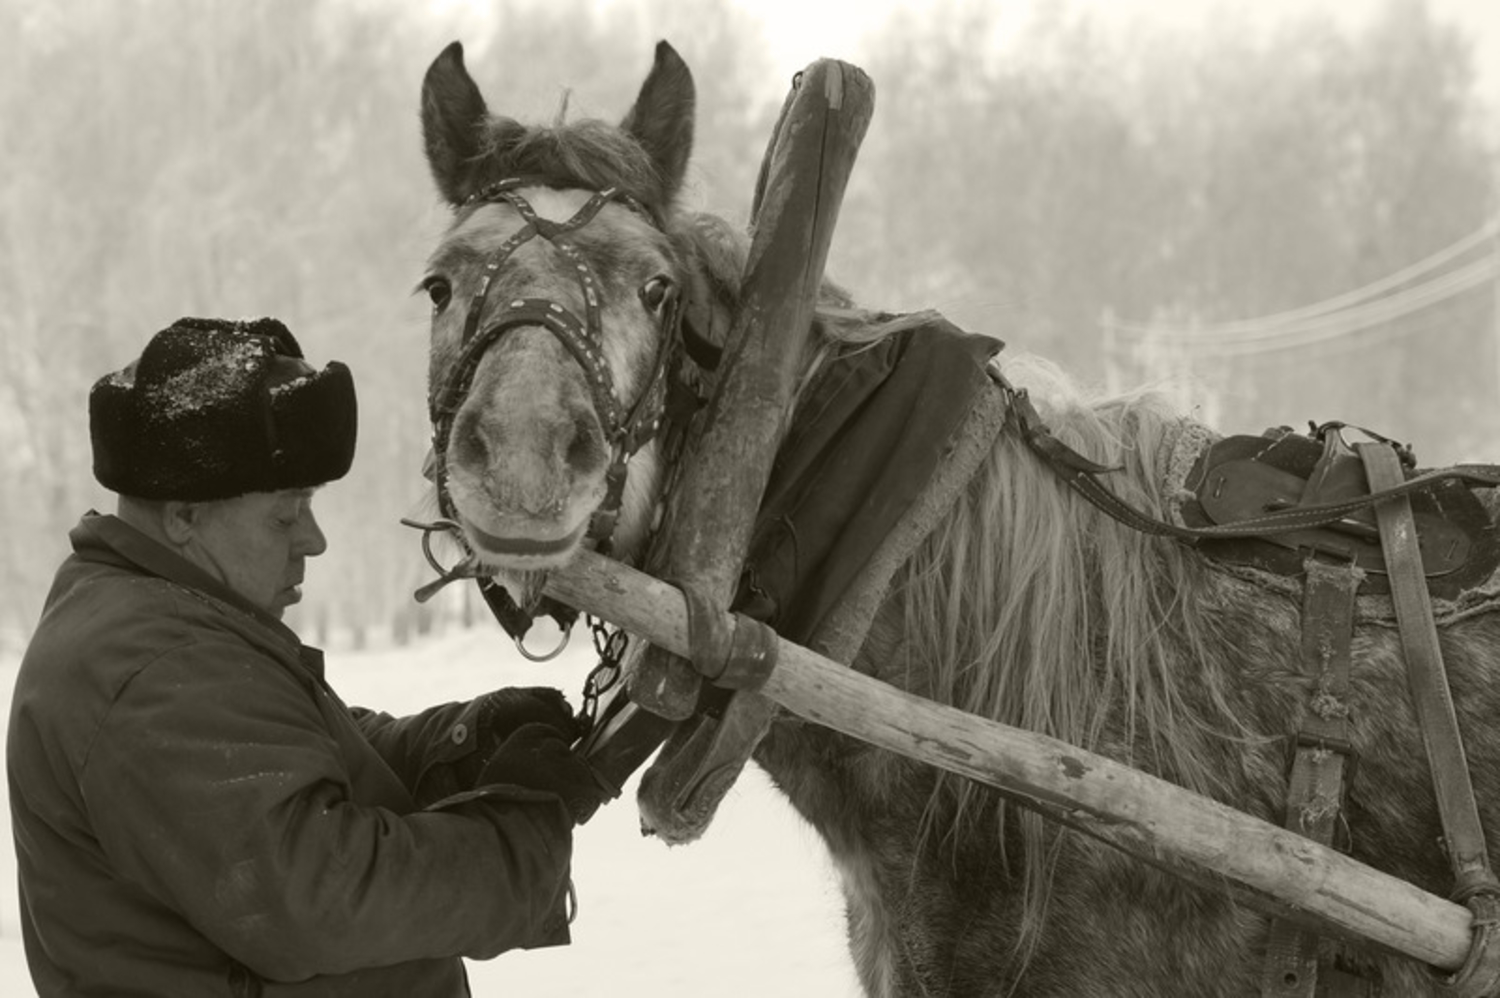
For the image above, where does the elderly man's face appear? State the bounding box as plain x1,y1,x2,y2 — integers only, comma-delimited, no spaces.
184,488,327,618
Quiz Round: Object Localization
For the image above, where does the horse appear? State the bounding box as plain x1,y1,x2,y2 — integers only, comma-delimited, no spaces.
413,39,1500,997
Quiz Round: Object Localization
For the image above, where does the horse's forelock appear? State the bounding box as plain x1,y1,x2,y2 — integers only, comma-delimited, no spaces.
471,118,668,219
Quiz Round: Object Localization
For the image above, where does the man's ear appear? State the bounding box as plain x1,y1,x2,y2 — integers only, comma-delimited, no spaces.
161,500,200,545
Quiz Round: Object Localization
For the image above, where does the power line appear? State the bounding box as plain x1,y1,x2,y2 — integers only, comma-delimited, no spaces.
1108,218,1500,346
1120,253,1498,357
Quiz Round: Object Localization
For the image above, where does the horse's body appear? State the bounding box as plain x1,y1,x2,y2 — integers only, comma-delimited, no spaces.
415,40,1500,996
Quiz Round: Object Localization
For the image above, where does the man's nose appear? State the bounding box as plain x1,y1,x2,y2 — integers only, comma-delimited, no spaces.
296,509,329,558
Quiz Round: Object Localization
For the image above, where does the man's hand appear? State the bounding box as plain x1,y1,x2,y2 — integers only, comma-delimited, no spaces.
478,723,616,824
415,687,581,805
480,687,579,742
457,687,579,784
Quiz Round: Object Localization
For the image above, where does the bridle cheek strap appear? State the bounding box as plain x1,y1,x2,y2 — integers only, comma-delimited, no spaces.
587,285,682,556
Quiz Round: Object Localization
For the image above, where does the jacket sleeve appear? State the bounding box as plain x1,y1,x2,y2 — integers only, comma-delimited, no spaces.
348,699,483,796
79,637,573,982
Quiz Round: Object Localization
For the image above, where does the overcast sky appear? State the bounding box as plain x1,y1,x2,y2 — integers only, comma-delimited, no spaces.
732,0,1500,102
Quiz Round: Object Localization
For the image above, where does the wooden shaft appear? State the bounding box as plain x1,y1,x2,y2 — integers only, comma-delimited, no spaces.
546,547,1475,972
629,58,875,718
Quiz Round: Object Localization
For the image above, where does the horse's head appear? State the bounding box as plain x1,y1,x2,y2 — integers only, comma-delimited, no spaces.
418,41,724,604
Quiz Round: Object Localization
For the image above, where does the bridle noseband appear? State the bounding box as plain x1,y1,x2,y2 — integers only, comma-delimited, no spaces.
427,176,684,557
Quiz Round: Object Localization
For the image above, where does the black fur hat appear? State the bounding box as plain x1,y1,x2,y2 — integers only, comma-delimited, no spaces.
90,317,357,500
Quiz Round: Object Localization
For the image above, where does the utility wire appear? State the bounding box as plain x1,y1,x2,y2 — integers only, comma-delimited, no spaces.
1122,253,1498,356
1109,218,1500,345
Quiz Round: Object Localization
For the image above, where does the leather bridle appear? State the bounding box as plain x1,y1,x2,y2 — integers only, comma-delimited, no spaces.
428,176,684,558
408,177,686,651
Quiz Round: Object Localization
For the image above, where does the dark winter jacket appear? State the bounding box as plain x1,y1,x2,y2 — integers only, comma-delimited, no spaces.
7,513,573,997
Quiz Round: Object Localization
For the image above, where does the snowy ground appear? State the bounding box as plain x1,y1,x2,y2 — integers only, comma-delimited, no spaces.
0,627,864,997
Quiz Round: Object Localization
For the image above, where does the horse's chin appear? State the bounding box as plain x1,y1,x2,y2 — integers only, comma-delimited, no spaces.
462,515,589,571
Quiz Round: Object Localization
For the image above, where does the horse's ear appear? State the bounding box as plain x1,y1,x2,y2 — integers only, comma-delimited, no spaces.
421,42,521,205
621,41,695,205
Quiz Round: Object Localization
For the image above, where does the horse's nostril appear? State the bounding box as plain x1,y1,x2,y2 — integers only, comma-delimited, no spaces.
567,415,606,474
451,409,489,470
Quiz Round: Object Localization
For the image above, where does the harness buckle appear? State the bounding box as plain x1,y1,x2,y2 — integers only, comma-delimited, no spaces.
1292,730,1358,760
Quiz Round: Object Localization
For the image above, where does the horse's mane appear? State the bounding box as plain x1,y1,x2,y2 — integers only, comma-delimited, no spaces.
895,355,1272,955
910,355,1242,781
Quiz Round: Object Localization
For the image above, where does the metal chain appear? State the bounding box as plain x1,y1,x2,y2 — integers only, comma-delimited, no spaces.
578,615,628,736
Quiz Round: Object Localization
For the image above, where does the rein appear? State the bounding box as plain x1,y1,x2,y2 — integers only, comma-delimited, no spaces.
408,177,687,651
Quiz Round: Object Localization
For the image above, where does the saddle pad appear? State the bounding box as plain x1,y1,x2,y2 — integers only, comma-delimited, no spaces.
735,313,1005,644
1174,428,1500,605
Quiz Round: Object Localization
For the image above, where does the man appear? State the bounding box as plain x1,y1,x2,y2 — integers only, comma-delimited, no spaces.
7,317,612,996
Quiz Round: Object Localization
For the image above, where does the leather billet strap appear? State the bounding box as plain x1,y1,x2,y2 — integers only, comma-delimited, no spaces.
1361,441,1497,899
1260,555,1364,998
1357,442,1500,996
477,575,573,645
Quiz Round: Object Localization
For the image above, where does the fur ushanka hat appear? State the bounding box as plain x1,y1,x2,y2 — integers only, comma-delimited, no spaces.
90,317,357,501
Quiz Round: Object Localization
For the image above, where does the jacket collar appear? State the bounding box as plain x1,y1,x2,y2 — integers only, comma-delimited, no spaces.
71,511,312,663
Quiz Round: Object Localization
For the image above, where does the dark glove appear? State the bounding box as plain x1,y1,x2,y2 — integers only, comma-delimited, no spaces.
478,723,616,825
455,687,580,785
414,688,580,806
480,687,579,741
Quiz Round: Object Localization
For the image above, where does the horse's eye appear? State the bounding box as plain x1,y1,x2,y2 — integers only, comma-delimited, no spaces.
423,277,452,314
639,275,672,313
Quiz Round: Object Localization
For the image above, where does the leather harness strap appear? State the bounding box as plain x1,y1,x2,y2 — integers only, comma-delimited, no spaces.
1261,428,1370,997
1259,555,1365,998
679,583,778,691
1360,442,1500,997
1361,443,1497,902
